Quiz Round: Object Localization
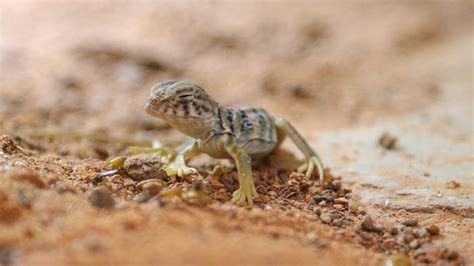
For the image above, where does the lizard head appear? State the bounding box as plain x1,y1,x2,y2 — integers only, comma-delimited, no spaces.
145,80,219,138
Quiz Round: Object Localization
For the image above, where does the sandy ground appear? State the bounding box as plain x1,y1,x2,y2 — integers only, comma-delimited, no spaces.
0,1,472,265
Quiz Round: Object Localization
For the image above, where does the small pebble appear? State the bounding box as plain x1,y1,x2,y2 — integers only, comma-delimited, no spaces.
313,207,322,216
361,215,376,232
402,219,418,227
446,180,460,189
267,190,277,196
334,197,349,204
359,231,372,241
425,224,440,236
329,181,341,191
17,191,31,208
306,232,317,241
412,228,424,238
332,218,342,227
390,226,399,235
314,195,334,203
333,204,344,210
381,238,397,250
379,132,397,150
409,239,420,249
320,213,332,224
88,187,115,209
342,219,352,226
446,250,459,260
404,232,415,243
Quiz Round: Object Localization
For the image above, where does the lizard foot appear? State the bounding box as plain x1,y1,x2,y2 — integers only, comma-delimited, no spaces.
164,162,198,180
231,181,258,205
298,156,325,184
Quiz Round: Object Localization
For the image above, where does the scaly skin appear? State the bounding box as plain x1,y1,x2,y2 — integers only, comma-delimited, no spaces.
145,80,325,205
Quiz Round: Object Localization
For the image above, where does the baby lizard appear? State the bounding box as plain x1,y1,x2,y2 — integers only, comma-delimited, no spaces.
145,80,325,205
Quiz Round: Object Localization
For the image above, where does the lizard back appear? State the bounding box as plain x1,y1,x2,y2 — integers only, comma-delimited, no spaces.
211,106,278,159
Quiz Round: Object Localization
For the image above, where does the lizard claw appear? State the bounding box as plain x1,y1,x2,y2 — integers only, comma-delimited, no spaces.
298,156,325,184
231,181,258,206
164,162,198,180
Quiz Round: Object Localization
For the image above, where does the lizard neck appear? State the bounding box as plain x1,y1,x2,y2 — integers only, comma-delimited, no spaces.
164,103,221,140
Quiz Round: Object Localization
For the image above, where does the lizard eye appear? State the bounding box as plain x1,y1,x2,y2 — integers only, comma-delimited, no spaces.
177,94,194,100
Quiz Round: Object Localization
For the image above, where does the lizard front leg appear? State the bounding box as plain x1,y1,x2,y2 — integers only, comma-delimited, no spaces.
225,140,258,205
165,139,201,179
274,118,325,184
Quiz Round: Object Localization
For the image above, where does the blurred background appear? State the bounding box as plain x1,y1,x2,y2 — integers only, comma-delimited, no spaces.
0,1,472,155
1,2,473,265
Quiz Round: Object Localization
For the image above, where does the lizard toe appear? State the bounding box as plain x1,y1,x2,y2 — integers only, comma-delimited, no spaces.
297,163,308,173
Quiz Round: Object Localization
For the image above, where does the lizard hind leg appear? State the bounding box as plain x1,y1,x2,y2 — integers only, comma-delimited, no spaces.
274,118,325,184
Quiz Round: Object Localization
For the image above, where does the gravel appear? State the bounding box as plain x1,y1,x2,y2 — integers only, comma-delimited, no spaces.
402,219,419,227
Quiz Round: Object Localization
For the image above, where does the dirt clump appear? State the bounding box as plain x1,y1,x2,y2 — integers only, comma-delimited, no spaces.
88,187,116,209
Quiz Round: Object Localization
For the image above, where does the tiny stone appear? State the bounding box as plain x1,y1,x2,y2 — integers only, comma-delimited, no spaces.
412,228,422,238
446,250,459,260
446,180,460,189
329,181,341,191
403,232,415,243
417,228,428,238
381,238,397,250
267,191,277,196
314,195,334,203
361,215,376,232
88,187,115,209
141,182,162,195
17,191,31,208
403,227,413,234
402,219,418,227
359,231,372,241
354,223,362,232
378,132,397,149
390,226,399,235
290,85,310,98
318,200,327,206
409,239,420,249
320,213,332,224
334,197,349,204
313,207,322,216
306,232,317,241
425,224,440,236
332,218,342,227
333,204,344,210
134,191,155,203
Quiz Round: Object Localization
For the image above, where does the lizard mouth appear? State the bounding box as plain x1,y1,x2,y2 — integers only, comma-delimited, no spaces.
144,103,162,116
